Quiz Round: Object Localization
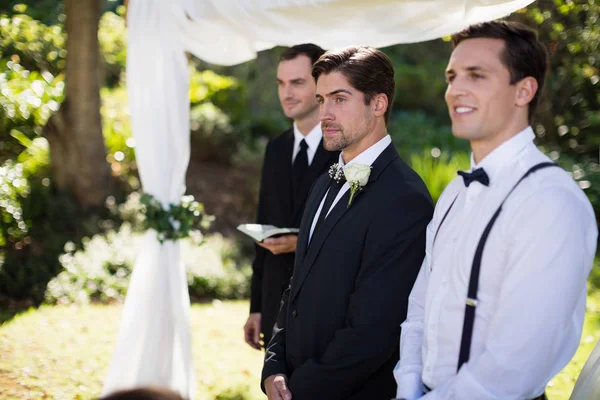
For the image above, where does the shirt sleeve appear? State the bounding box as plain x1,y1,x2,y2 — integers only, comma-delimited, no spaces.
421,186,598,399
394,220,435,400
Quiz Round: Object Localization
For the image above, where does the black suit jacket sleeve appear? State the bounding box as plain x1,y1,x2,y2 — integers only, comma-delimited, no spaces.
288,191,432,399
261,279,292,387
249,140,273,314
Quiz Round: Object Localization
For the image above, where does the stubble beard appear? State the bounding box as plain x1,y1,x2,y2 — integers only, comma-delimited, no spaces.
323,130,348,152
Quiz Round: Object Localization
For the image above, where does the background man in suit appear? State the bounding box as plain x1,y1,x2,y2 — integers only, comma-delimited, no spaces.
261,46,433,400
394,21,597,400
244,44,339,350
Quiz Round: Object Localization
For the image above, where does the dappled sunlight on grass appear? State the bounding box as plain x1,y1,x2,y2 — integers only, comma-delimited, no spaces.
0,301,264,400
1,259,600,400
547,260,600,400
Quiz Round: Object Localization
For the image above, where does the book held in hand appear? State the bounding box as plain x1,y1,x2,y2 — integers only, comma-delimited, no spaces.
237,224,299,242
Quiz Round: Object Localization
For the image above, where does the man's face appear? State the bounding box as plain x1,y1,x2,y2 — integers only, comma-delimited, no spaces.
316,71,374,153
277,55,319,121
445,38,521,142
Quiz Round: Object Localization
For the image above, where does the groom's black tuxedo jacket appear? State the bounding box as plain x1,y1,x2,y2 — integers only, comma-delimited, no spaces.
250,128,338,346
261,143,433,400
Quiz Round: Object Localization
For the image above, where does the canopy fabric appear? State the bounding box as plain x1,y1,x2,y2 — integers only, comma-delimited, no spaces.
103,0,535,398
179,0,535,65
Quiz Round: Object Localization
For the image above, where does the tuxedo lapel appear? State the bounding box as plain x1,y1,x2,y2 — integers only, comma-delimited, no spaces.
290,143,399,302
291,140,335,222
366,143,398,183
291,188,352,302
294,175,329,267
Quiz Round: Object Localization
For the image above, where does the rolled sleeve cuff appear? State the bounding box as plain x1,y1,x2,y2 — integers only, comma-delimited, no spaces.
394,371,424,400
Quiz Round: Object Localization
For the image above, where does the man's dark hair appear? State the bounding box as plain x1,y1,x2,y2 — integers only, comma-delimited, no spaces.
451,20,549,121
98,386,185,400
311,46,395,124
280,43,326,66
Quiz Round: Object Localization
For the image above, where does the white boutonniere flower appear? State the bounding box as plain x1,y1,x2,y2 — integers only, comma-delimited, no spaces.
344,164,371,208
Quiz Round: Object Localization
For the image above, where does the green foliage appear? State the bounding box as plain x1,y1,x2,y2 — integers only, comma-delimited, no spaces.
44,224,251,305
519,0,599,159
409,150,470,204
0,9,65,160
0,7,128,161
389,111,468,159
0,1,63,25
0,160,28,247
100,86,138,189
0,9,65,74
98,6,127,87
549,150,600,220
139,193,213,243
0,134,116,302
383,40,452,121
188,68,250,162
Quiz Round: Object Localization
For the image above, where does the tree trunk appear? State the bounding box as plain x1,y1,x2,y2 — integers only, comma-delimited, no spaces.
43,0,115,208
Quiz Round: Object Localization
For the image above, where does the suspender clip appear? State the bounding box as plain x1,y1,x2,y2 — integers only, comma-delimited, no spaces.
466,297,478,307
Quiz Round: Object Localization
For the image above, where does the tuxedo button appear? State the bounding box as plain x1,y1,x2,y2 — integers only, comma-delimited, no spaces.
292,309,298,318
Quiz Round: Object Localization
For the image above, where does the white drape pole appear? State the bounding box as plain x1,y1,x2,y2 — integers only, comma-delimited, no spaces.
102,0,195,397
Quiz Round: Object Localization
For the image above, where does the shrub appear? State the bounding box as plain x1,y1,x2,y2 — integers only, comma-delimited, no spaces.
409,149,469,204
0,136,117,302
45,223,251,305
547,150,600,222
389,111,469,160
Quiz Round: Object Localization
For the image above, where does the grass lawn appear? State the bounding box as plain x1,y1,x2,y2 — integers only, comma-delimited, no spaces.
0,300,265,400
1,280,599,399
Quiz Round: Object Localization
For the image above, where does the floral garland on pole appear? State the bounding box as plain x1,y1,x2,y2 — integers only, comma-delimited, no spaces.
139,193,212,243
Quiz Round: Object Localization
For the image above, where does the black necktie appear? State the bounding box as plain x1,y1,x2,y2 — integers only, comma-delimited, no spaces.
293,139,309,183
458,168,490,187
314,179,345,233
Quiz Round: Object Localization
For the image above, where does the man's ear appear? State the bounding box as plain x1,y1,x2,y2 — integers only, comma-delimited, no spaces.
515,77,538,108
372,93,388,118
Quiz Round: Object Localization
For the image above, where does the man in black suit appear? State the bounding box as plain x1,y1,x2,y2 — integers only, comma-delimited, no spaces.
261,46,433,400
244,44,339,350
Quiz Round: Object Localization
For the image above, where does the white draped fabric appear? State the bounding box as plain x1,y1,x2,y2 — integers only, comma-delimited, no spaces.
103,0,535,398
101,0,195,397
570,339,600,400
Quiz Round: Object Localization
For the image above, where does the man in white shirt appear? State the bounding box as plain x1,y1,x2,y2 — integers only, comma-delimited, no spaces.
394,21,598,400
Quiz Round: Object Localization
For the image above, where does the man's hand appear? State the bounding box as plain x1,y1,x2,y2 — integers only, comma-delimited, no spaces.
243,312,262,350
264,374,292,400
257,234,298,255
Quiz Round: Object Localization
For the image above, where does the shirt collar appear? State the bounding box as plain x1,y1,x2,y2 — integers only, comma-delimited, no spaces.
338,135,392,168
471,126,535,184
293,122,322,150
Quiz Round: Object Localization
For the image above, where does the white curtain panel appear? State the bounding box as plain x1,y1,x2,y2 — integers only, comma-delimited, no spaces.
104,0,535,398
102,0,195,398
569,339,600,400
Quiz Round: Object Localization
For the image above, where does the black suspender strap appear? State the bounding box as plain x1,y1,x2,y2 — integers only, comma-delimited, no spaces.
433,194,458,247
457,162,560,372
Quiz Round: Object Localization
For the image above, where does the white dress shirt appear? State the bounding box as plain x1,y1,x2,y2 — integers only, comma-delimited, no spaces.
292,122,322,165
308,135,392,242
394,126,598,400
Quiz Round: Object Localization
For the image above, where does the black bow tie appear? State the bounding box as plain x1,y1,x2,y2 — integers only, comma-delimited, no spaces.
458,168,489,187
